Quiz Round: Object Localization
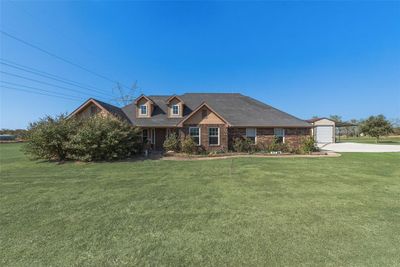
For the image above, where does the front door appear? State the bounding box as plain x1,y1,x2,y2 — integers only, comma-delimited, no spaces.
154,128,166,151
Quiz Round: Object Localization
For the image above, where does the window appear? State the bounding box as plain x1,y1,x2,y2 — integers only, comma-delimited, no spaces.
189,127,200,145
139,105,147,116
274,128,285,143
208,127,220,146
142,129,148,143
172,104,179,116
246,128,257,143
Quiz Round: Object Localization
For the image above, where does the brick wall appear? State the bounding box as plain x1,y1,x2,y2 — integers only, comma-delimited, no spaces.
180,124,228,151
228,127,311,150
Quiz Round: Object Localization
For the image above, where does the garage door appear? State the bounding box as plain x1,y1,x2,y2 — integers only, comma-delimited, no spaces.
315,126,333,143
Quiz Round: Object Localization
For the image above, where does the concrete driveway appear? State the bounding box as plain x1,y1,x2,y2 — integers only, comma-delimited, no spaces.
319,142,400,152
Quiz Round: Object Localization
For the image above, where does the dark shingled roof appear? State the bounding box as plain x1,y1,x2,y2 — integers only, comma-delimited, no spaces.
92,99,130,121
120,93,311,127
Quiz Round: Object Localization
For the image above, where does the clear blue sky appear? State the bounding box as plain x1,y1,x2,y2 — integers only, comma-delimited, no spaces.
1,1,399,129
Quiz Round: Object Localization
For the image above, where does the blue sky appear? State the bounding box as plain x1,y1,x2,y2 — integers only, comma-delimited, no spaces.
1,1,399,129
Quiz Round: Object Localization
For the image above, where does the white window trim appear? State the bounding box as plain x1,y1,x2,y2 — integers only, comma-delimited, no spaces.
208,127,220,146
171,104,180,116
245,128,257,143
189,127,201,146
139,104,148,116
274,128,285,143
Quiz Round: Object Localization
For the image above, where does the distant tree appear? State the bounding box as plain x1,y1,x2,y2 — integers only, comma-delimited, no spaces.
360,115,393,143
329,115,342,122
392,118,400,135
312,115,319,119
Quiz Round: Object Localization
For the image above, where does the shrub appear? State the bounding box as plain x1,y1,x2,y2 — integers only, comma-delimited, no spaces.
268,137,289,153
163,133,180,152
181,136,197,154
24,114,142,162
68,115,142,161
23,114,78,161
301,136,319,153
232,137,254,153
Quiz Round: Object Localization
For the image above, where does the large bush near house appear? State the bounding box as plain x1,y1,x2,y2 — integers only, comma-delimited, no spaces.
24,114,142,162
68,115,142,161
23,114,78,161
163,133,180,152
181,136,197,154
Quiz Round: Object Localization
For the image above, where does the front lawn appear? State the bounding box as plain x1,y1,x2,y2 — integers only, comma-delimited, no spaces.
1,143,399,266
338,135,400,145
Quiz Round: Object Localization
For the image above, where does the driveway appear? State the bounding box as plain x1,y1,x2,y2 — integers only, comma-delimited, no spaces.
319,142,400,152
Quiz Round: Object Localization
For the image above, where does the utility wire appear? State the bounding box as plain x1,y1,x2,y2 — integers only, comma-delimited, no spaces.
0,30,131,90
0,85,83,102
0,60,114,97
1,58,103,92
1,80,87,100
0,70,110,100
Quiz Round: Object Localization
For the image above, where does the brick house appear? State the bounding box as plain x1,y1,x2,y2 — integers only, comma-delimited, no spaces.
68,93,312,151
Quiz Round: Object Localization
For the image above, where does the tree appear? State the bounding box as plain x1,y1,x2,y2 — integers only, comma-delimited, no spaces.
329,115,342,122
360,115,393,143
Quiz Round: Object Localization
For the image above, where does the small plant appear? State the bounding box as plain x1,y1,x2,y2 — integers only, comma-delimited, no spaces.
232,137,253,153
163,133,180,152
268,137,289,153
181,136,197,154
301,136,319,153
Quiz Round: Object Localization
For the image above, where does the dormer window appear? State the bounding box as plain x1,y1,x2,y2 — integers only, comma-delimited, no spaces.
172,104,179,116
140,105,147,116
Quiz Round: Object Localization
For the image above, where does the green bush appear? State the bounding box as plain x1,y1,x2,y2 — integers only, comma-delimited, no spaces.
181,136,197,154
68,115,142,161
24,114,142,162
163,133,180,152
301,136,319,153
23,114,78,161
268,137,289,153
232,137,254,153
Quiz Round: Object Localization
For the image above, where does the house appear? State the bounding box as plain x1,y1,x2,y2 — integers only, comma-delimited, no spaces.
69,93,312,151
306,117,336,144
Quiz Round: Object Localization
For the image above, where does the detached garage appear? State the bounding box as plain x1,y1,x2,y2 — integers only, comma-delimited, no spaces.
306,118,336,144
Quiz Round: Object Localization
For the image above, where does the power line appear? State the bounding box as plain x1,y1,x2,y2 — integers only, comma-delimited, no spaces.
0,85,83,102
1,58,103,92
0,59,114,97
0,30,131,90
0,70,110,100
1,80,87,100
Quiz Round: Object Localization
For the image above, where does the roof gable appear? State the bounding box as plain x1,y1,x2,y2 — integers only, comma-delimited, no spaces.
134,94,154,105
178,102,230,126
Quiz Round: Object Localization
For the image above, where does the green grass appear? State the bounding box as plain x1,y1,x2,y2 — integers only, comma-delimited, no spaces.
1,143,400,266
338,135,400,145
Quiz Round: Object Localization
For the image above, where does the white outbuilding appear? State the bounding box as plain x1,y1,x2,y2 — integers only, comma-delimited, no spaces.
306,118,336,144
